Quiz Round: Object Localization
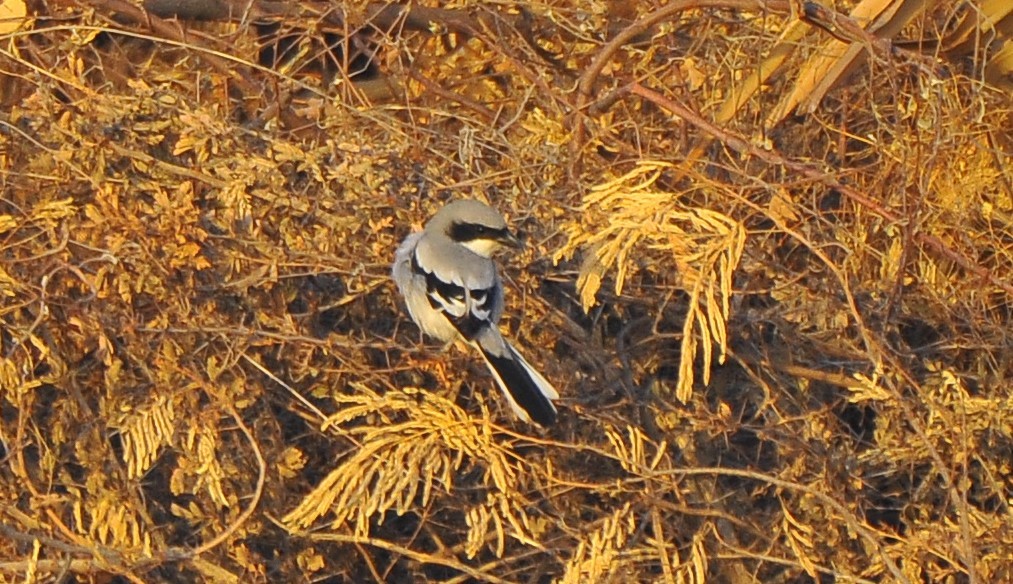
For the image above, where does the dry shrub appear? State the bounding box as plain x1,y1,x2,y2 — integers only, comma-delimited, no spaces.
1,1,1010,582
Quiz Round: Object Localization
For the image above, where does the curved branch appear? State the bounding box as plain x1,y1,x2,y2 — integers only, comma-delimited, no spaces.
79,0,258,95
627,82,1013,299
575,0,789,108
188,404,267,558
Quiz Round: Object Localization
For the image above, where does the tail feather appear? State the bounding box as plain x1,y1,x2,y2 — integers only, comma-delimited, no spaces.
479,343,558,426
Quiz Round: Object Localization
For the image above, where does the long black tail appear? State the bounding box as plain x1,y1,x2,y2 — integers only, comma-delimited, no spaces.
479,343,558,426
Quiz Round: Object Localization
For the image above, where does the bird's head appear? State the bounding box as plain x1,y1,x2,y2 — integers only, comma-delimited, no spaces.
430,200,522,258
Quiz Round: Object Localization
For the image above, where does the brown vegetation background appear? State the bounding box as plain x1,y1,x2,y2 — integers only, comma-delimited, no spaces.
1,0,1011,582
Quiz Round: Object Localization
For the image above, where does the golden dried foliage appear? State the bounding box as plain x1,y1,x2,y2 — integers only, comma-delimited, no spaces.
560,501,637,583
556,161,745,401
284,385,536,557
117,392,177,480
1,0,1011,582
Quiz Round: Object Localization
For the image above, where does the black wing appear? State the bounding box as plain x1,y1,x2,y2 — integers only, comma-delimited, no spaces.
412,253,496,340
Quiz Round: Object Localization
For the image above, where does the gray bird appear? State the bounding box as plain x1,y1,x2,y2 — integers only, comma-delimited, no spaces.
392,200,559,426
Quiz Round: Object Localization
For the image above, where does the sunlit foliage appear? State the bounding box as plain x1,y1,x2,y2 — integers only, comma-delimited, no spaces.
1,0,1011,582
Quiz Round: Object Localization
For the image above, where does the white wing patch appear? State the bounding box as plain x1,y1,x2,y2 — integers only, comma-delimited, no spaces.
413,249,497,340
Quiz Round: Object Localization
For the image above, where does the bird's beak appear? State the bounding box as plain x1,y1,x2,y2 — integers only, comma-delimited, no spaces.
499,231,523,249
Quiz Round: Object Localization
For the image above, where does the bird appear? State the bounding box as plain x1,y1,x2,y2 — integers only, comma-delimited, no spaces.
392,200,559,426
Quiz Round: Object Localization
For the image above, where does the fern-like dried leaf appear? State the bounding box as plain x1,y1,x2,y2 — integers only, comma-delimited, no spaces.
284,385,527,547
116,392,177,479
554,161,745,402
559,502,636,584
465,491,540,559
193,423,230,509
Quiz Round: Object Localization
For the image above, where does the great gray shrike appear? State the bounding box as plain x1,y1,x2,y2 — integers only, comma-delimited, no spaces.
392,200,559,426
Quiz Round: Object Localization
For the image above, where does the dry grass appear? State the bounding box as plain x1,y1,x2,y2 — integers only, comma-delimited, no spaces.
1,1,1011,582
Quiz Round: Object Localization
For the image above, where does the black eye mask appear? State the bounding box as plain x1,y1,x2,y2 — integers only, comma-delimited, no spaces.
449,221,508,242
